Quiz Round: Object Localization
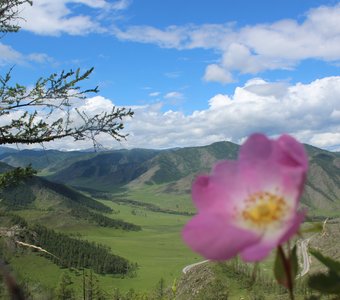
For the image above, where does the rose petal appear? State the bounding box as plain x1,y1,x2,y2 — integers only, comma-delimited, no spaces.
182,213,261,260
276,135,308,170
239,133,273,164
192,161,239,212
279,167,307,206
279,210,306,244
240,240,275,262
211,160,239,182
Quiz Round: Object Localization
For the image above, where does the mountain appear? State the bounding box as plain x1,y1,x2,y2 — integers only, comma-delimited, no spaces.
0,143,339,298
303,145,340,216
126,141,239,195
140,141,239,184
0,148,95,174
46,142,238,191
47,148,161,191
0,163,140,231
2,142,340,217
0,146,19,155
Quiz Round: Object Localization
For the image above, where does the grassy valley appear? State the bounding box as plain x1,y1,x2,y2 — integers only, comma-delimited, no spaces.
1,191,197,298
0,142,339,298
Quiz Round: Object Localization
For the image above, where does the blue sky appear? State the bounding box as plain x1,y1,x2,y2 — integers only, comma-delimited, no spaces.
1,0,340,150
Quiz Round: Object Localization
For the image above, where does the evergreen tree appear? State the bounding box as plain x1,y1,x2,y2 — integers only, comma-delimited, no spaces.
56,272,75,300
83,270,107,300
154,278,166,300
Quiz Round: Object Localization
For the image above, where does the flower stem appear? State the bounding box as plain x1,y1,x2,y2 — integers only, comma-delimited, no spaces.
251,262,258,282
278,245,295,300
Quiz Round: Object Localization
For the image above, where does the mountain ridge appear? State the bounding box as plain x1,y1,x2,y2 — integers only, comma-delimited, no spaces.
1,141,339,217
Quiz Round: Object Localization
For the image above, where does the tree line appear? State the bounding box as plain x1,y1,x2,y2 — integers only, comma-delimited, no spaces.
26,224,137,275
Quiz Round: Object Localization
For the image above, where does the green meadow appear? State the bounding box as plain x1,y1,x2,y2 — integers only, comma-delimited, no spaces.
7,184,340,298
119,184,195,212
10,193,201,296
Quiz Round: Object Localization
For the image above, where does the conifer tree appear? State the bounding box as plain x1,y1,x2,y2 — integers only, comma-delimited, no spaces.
56,272,75,300
154,278,166,300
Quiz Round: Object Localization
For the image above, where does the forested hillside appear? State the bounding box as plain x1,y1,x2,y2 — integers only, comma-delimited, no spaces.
1,142,340,217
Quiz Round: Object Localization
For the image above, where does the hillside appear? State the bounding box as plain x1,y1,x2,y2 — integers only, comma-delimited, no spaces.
0,165,140,231
43,141,340,217
45,141,239,192
0,147,94,174
302,145,340,216
47,148,160,191
0,142,339,298
3,142,339,217
130,141,239,187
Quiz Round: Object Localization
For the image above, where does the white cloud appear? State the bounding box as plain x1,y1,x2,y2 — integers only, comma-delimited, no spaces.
118,76,340,150
72,0,111,9
208,94,232,109
203,64,233,84
110,0,132,10
113,3,340,83
164,91,184,100
27,53,55,64
0,43,54,66
112,25,187,48
149,92,161,97
309,133,340,149
18,0,131,36
0,44,22,66
11,76,340,151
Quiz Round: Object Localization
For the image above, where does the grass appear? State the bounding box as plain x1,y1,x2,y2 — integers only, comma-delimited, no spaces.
7,186,339,298
62,199,200,292
8,196,201,296
10,254,62,289
120,184,195,213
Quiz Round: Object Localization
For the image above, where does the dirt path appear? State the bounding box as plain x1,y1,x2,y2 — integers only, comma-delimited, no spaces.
298,237,311,277
182,260,210,274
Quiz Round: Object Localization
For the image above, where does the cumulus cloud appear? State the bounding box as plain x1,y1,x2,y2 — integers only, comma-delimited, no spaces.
203,64,233,84
13,76,340,151
18,0,131,36
113,3,340,83
118,76,340,150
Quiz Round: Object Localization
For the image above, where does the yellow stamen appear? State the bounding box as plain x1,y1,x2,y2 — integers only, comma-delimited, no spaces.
242,191,288,227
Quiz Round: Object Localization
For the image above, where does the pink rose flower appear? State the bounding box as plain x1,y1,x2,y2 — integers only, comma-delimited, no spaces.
182,133,308,262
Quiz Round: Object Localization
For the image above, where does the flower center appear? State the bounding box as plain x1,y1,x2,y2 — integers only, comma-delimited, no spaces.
241,191,288,227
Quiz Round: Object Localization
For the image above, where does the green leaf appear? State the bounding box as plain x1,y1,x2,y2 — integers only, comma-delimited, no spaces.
274,246,300,289
274,248,288,288
290,245,299,279
171,278,177,295
309,248,340,273
308,271,340,294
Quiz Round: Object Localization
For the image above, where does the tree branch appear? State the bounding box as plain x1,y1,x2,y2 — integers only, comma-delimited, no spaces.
0,0,32,33
0,68,134,147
